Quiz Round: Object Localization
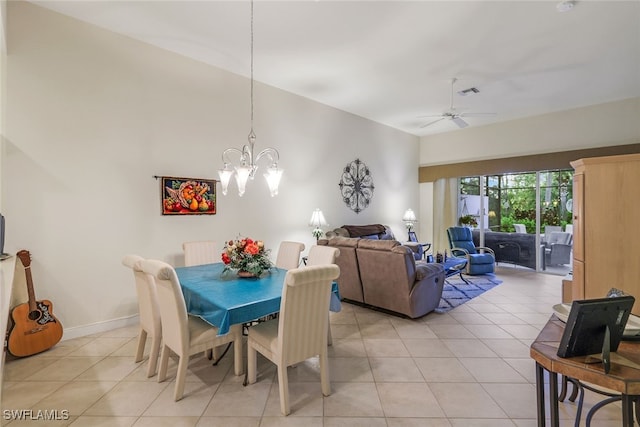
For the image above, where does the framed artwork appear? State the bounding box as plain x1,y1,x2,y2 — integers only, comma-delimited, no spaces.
160,176,216,215
339,158,374,213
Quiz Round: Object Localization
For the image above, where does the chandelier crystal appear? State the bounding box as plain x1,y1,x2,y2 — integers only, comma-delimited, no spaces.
218,0,282,197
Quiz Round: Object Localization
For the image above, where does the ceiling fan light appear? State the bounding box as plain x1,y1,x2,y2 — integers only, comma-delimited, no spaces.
556,1,574,12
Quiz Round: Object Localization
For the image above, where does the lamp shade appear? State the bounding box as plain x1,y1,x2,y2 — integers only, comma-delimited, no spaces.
402,209,416,222
309,209,328,228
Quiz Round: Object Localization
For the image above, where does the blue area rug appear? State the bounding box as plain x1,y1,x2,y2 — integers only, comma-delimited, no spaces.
435,275,503,313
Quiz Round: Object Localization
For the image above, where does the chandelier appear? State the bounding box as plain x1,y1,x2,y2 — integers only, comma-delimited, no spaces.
218,0,282,197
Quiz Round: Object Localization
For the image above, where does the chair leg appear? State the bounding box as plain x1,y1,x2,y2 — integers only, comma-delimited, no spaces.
173,355,188,401
158,345,170,383
327,322,333,346
277,364,290,416
320,348,331,397
233,329,244,376
135,328,147,363
146,334,161,377
247,341,257,384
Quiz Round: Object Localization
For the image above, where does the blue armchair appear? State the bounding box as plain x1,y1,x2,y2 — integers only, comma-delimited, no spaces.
446,227,495,275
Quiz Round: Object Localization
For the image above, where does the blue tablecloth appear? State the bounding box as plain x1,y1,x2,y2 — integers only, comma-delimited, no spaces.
175,263,340,335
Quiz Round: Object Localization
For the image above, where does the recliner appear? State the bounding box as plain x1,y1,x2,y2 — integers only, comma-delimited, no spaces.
447,226,495,275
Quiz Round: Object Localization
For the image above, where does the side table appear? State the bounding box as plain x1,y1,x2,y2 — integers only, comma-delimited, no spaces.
531,315,640,427
440,257,469,284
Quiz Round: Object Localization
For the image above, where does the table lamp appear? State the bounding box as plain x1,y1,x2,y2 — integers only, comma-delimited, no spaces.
309,208,328,242
402,209,417,240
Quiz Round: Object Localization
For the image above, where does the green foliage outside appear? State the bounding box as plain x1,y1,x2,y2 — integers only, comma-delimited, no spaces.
461,170,574,234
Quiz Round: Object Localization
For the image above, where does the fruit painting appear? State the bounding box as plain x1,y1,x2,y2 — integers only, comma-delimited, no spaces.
161,176,216,215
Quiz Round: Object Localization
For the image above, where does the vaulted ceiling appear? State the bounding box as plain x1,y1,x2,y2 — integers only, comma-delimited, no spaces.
30,0,640,136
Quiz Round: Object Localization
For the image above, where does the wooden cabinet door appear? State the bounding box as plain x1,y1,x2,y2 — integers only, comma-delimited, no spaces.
572,172,584,262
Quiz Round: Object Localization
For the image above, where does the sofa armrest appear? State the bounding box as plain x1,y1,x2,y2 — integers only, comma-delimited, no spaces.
415,263,444,281
407,263,445,318
451,246,470,257
475,246,495,256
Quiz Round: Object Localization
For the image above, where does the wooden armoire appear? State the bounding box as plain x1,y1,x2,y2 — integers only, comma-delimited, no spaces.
570,153,640,315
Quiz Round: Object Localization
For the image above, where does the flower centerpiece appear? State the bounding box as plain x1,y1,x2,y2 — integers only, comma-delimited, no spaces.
221,237,273,277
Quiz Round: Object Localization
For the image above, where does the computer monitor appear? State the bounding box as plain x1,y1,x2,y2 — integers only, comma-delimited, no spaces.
557,295,635,373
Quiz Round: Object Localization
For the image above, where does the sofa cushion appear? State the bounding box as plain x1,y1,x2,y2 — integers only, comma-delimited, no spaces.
357,239,400,251
342,224,387,238
469,253,495,265
327,228,350,238
327,236,359,248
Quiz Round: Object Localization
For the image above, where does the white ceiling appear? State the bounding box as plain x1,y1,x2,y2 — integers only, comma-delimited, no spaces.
30,0,640,136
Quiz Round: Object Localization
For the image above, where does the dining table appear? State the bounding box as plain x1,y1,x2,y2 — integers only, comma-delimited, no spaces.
175,262,341,336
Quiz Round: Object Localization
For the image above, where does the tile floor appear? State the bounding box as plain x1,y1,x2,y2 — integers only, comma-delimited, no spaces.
1,266,626,426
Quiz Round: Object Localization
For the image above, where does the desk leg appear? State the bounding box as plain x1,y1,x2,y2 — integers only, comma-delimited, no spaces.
621,394,634,427
536,362,546,427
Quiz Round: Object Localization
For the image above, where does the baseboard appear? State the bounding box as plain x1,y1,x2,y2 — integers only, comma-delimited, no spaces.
61,315,139,341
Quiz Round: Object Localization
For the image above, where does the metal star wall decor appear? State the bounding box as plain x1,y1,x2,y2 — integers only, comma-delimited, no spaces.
339,158,374,213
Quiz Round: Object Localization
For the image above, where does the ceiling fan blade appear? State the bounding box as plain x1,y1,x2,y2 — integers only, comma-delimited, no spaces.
419,117,445,128
459,112,497,117
451,116,469,128
416,114,445,118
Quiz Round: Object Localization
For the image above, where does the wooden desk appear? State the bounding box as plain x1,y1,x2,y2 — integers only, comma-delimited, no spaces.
530,316,640,426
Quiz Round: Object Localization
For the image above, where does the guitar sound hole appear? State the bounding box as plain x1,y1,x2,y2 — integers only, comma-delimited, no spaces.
28,310,41,321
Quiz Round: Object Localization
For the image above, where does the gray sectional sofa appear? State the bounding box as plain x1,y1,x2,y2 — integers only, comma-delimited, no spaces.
318,236,445,318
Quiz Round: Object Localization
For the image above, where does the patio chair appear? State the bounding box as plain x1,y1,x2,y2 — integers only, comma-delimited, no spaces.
545,231,573,266
513,224,527,233
247,264,340,415
446,226,495,275
122,254,162,378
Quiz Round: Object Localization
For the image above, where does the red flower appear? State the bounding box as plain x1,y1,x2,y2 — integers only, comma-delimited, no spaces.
244,242,259,255
221,253,231,264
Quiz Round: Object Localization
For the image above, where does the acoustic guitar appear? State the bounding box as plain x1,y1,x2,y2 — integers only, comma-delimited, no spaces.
7,250,63,357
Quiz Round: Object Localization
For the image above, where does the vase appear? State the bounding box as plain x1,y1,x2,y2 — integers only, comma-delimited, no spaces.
237,270,256,278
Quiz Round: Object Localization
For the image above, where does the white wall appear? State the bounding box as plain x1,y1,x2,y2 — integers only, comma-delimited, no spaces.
420,97,640,166
3,3,419,336
419,97,640,243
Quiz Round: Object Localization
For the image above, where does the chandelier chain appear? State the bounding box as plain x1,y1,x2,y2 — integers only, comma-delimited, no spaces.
250,0,254,134
218,0,282,197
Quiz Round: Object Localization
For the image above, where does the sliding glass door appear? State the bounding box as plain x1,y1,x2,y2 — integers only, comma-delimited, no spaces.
459,169,573,274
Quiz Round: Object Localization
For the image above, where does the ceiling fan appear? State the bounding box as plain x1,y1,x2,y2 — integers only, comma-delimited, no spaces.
418,78,496,129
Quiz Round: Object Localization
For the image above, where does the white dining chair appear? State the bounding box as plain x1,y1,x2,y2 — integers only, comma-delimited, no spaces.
305,245,341,345
122,254,162,377
306,245,340,266
274,241,305,270
182,240,217,267
140,259,244,401
247,264,340,415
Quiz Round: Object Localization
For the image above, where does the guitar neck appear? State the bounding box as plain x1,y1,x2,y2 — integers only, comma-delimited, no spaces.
24,266,37,313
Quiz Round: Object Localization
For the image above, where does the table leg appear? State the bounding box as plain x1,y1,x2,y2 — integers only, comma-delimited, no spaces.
550,371,560,427
536,362,546,427
621,394,634,427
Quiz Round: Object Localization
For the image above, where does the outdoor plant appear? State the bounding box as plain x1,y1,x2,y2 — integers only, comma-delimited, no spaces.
458,215,478,227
